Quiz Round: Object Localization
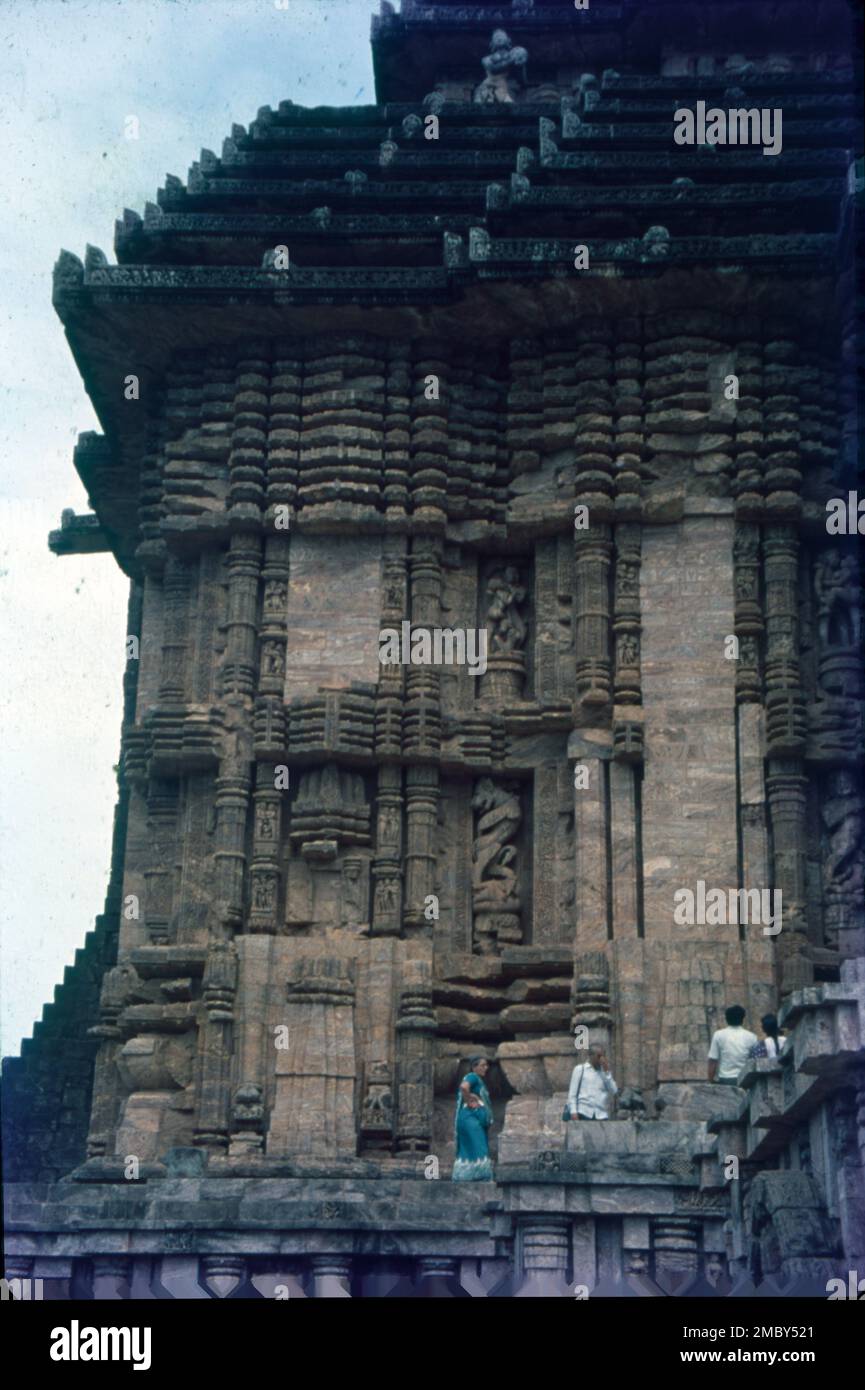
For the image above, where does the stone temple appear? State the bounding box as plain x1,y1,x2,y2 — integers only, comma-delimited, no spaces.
3,0,864,1298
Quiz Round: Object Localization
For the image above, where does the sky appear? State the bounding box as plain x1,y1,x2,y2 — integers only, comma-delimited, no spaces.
0,0,378,1055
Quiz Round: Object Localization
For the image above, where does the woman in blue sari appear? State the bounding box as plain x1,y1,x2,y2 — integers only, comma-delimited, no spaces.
452,1055,494,1181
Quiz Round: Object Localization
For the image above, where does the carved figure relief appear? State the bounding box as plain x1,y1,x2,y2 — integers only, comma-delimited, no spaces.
474,30,528,104
809,553,864,757
374,875,399,915
231,1083,264,1134
339,856,369,929
252,874,277,912
471,777,523,953
379,805,400,849
261,641,285,677
815,552,861,650
478,561,529,703
360,1061,393,1137
822,771,865,896
485,565,528,654
617,562,639,598
263,581,287,615
616,631,640,668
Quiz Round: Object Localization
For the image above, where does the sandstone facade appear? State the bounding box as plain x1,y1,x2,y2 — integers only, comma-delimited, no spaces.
3,0,863,1297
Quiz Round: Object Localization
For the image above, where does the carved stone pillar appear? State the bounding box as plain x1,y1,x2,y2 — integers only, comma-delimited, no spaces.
574,528,613,708
375,540,407,759
763,524,806,755
395,965,435,1154
267,339,300,521
739,704,770,895
144,778,179,943
310,1255,352,1298
732,340,765,520
383,342,411,521
200,1256,246,1298
222,533,263,701
228,340,268,527
609,759,640,940
571,952,612,1056
613,524,641,706
248,762,282,933
413,1256,461,1297
516,1218,570,1296
733,523,763,704
569,729,611,950
92,1257,132,1300
403,539,443,760
193,942,238,1152
412,348,448,521
404,765,439,931
159,555,191,704
372,765,403,936
214,530,261,934
763,520,809,990
652,1217,699,1291
214,760,252,932
766,760,810,991
573,328,615,710
254,533,289,759
267,957,357,1159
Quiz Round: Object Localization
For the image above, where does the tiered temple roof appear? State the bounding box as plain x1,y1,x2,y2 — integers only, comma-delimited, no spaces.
49,0,856,575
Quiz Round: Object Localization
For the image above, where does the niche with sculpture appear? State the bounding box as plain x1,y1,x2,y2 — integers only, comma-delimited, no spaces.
471,777,527,954
478,559,531,704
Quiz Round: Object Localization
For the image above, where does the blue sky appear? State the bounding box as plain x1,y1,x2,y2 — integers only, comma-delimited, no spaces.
0,0,378,1054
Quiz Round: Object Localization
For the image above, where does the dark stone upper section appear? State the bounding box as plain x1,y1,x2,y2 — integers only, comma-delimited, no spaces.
48,0,858,566
370,0,855,104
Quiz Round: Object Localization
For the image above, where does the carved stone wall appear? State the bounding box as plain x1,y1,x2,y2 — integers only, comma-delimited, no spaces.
5,0,862,1301
41,319,858,1168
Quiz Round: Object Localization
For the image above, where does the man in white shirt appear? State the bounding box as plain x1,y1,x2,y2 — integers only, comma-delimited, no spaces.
568,1045,618,1119
707,1005,758,1085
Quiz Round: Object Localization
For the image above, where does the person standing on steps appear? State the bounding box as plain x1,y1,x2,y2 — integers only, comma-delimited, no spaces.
566,1044,618,1121
707,1004,758,1084
749,1012,787,1060
452,1055,494,1180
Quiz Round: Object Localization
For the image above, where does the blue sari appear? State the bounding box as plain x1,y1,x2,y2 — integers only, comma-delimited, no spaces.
452,1071,494,1181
